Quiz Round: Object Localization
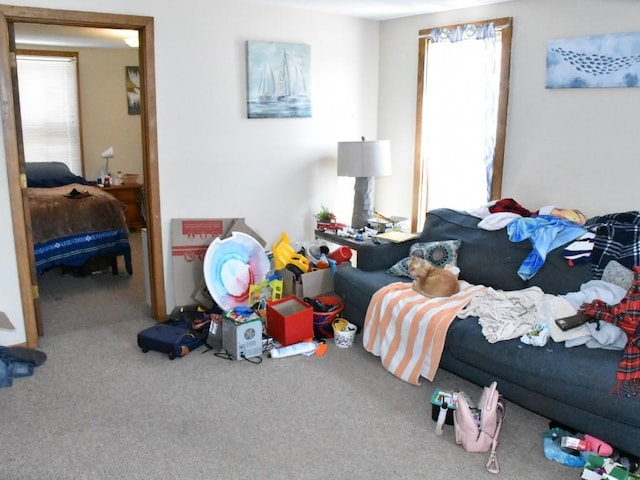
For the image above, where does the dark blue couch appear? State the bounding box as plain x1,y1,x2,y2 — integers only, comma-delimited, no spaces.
334,208,640,457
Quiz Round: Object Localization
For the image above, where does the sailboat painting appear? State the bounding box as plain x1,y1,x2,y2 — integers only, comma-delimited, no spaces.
247,41,311,118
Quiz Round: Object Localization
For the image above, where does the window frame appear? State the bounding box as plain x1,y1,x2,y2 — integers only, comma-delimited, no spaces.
411,17,513,231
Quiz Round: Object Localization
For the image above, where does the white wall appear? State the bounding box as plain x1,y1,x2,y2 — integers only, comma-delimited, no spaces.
377,0,640,220
77,48,143,181
0,0,380,345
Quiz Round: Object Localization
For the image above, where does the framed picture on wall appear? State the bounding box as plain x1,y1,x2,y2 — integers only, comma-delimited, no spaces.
246,41,311,118
126,66,141,115
546,31,640,88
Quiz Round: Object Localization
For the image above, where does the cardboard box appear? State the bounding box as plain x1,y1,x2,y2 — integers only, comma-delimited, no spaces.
266,295,313,346
277,267,338,299
170,218,265,308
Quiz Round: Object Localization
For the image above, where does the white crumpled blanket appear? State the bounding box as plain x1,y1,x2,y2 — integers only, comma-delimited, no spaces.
457,286,545,343
457,279,627,349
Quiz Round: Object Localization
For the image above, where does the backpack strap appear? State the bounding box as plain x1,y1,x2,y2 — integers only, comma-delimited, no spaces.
481,381,499,412
485,397,506,474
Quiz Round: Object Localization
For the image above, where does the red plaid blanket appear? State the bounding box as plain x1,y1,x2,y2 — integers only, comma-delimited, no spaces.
580,265,640,396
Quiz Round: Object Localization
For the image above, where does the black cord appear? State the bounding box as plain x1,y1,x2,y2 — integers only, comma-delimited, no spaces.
214,351,234,361
241,354,262,364
212,350,263,364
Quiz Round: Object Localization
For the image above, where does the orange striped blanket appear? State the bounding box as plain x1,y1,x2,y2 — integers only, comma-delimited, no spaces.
363,281,486,385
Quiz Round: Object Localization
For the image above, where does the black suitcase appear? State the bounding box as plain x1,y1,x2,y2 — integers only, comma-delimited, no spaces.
137,316,209,359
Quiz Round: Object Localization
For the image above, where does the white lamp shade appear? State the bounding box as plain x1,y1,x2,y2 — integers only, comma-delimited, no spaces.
337,140,391,178
101,146,114,158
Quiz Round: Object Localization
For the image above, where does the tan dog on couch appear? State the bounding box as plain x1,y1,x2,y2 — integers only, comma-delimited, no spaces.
408,256,460,298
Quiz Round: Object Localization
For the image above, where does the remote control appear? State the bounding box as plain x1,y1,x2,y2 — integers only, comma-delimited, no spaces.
555,312,591,331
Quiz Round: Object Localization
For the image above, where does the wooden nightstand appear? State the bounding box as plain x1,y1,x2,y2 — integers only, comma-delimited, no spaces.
103,184,145,231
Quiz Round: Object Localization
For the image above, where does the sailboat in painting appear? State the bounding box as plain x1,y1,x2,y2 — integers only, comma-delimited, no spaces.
257,61,277,102
277,51,309,105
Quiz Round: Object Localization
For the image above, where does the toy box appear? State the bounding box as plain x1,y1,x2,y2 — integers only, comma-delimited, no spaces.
581,454,640,480
277,264,349,299
266,295,313,346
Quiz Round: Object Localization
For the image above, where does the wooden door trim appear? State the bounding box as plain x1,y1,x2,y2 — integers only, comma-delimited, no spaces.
0,5,167,347
0,11,37,345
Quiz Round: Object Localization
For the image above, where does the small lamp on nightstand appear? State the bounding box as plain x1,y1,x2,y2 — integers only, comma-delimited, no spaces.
101,147,114,186
101,146,114,174
337,137,391,229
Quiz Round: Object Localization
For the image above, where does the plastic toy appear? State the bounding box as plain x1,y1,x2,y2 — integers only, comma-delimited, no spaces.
272,232,310,275
316,221,347,232
543,427,586,468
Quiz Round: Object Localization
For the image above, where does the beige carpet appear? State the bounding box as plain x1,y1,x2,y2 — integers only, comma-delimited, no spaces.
0,233,576,479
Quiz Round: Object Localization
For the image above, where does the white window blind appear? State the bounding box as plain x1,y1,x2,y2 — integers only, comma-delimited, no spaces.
16,53,82,175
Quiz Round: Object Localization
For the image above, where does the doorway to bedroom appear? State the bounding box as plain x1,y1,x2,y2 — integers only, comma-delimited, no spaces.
0,6,167,347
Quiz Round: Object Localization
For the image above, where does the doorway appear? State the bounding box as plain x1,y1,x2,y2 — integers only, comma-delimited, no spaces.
0,5,167,347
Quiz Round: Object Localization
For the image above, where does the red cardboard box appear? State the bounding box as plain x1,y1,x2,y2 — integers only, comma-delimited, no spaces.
266,295,313,346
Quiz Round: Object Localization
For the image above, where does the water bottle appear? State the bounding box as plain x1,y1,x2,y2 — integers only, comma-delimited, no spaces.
269,341,317,359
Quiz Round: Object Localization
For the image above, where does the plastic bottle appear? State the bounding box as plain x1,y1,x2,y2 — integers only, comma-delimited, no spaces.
269,341,317,359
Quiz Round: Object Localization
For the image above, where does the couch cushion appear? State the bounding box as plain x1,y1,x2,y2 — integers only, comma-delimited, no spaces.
421,209,593,294
525,243,592,295
444,318,639,428
387,239,460,278
334,266,410,328
420,209,530,290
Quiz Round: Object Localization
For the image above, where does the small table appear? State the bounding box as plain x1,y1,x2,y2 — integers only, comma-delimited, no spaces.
314,229,373,251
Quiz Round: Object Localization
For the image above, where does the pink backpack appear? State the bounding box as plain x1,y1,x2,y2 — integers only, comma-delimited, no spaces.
454,381,506,474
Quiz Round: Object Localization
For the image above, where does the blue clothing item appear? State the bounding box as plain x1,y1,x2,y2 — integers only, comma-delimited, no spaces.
507,215,586,281
0,355,34,387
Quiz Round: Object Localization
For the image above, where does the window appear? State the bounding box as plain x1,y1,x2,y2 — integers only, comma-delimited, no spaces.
412,18,512,231
16,50,83,175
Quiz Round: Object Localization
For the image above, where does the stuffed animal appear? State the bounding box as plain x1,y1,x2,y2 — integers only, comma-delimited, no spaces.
408,256,460,298
549,207,587,225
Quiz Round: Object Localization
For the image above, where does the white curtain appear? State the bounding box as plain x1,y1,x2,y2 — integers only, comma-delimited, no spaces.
421,22,500,212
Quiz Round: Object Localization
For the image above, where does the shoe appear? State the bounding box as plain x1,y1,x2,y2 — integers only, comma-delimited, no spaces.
584,434,613,457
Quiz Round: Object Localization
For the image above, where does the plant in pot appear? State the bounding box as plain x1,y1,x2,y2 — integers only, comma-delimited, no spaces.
316,206,336,224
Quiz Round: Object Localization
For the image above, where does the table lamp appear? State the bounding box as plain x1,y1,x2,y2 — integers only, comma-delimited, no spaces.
101,146,114,174
337,137,391,229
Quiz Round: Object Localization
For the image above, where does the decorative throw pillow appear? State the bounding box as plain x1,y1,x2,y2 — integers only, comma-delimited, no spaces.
387,239,461,278
602,260,633,291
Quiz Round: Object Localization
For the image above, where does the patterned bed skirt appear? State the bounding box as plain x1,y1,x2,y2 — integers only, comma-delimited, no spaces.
34,229,132,275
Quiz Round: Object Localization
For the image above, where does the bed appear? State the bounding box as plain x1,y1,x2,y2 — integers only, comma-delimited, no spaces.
26,162,132,276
